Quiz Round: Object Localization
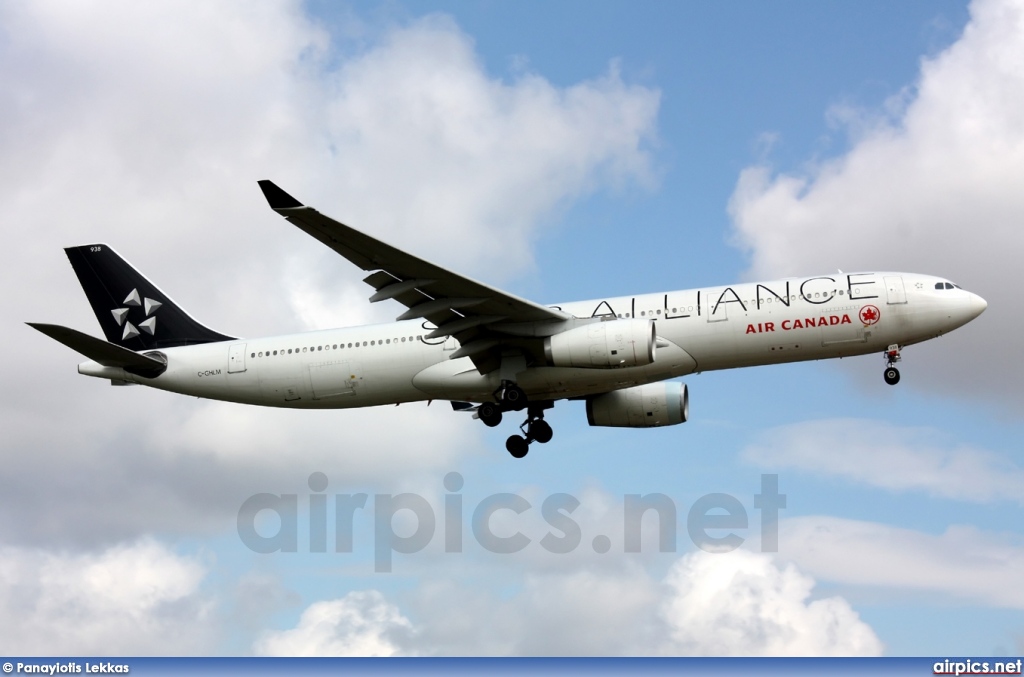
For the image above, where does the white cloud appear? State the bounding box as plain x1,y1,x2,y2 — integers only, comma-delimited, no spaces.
261,550,880,656
0,2,659,544
0,538,213,655
743,418,1024,504
659,549,883,656
254,590,413,657
778,516,1024,609
317,17,660,281
499,567,662,655
154,398,475,480
728,0,1024,402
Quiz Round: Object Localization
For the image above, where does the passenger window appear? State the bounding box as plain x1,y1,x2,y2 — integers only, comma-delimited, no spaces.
386,339,391,344
401,337,406,342
363,341,367,347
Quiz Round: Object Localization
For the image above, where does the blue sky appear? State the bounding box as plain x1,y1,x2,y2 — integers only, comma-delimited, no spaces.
2,0,1023,658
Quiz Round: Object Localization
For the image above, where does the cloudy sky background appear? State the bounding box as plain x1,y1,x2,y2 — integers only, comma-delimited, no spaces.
2,0,1023,656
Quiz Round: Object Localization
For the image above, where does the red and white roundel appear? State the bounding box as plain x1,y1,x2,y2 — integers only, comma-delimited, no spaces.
859,305,881,325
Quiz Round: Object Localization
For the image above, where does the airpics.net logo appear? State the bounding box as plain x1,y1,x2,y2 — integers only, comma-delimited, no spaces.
236,473,787,572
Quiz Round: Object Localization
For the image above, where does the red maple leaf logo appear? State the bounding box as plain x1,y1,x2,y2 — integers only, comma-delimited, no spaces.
859,305,880,325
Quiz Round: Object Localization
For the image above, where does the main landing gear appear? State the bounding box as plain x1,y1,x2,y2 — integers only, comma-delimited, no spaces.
883,344,902,386
500,381,527,410
477,381,528,428
477,382,553,459
504,404,553,459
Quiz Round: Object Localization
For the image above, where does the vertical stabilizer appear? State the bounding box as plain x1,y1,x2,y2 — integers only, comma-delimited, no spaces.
64,244,234,350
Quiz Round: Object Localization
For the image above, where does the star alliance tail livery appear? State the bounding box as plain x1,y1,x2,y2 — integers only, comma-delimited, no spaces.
29,181,988,458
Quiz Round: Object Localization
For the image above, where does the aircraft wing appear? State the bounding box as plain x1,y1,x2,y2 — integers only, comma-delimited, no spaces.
258,180,571,374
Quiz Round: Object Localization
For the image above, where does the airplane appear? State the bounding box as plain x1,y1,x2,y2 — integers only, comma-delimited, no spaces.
28,181,988,458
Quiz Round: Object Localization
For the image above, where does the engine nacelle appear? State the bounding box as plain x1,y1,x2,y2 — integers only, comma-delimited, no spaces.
544,319,655,369
586,382,689,428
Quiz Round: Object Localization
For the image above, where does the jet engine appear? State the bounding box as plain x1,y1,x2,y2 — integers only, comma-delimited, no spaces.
586,382,689,428
544,319,655,369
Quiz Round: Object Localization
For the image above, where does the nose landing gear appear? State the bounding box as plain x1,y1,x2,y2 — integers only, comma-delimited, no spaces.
883,344,901,385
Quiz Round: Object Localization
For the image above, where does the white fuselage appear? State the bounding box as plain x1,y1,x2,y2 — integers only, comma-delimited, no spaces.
78,272,987,408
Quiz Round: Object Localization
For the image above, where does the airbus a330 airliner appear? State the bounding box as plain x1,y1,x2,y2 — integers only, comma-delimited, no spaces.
30,181,987,458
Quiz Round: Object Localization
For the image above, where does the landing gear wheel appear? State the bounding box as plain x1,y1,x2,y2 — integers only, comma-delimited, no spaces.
882,344,903,386
506,434,529,458
502,384,527,410
528,419,553,444
478,402,503,427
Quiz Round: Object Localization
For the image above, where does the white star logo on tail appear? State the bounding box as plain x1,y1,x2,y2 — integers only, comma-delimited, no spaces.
111,289,161,340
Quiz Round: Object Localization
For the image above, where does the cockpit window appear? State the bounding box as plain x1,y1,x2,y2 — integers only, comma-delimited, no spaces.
945,282,955,289
935,282,944,289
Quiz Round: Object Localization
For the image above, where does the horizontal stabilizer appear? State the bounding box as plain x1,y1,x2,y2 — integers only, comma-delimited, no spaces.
27,323,167,377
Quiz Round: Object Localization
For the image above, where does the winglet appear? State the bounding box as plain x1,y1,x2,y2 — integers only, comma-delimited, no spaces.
257,180,304,209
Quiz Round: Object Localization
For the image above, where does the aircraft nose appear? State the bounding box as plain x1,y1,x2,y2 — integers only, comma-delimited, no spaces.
969,292,987,319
